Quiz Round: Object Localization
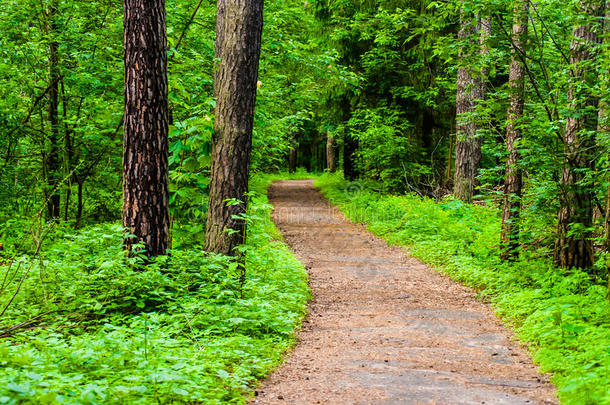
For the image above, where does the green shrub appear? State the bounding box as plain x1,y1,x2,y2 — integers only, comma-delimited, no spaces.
0,177,310,404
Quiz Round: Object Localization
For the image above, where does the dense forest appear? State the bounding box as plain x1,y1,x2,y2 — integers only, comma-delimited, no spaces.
0,0,608,403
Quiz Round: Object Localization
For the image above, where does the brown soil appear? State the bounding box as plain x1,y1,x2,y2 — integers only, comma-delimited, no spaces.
251,180,557,405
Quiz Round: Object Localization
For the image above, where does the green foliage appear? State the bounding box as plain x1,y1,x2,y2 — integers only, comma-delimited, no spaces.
316,173,610,404
349,105,432,191
0,0,345,229
0,178,310,404
1,0,609,401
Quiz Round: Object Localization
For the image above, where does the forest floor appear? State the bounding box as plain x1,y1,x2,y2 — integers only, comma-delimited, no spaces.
250,180,557,405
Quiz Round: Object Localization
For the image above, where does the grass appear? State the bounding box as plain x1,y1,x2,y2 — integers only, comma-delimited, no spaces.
315,173,610,405
0,175,310,404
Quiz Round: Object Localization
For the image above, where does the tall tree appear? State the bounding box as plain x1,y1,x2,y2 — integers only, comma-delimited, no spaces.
45,0,61,219
122,0,170,257
453,10,489,202
554,0,602,269
500,0,529,261
204,0,264,255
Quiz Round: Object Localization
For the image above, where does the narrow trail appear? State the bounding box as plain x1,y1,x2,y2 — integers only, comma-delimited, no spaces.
252,180,557,405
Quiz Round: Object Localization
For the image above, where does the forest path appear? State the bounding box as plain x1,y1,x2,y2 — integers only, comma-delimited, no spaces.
251,180,556,405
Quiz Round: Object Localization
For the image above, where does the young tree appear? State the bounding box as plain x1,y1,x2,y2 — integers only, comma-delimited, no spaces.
326,132,336,173
205,0,264,255
44,0,61,219
500,0,528,261
554,0,602,269
599,6,609,277
453,10,489,202
122,0,170,257
288,134,298,173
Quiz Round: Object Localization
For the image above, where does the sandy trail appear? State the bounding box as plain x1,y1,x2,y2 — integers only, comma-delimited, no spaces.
251,180,556,405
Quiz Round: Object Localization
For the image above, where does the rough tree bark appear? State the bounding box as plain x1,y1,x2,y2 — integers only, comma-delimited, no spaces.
554,0,602,269
500,0,528,261
326,132,336,173
204,0,264,256
453,11,489,203
122,0,170,257
45,0,61,219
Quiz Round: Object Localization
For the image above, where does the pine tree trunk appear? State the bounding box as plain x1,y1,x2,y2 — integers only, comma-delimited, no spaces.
204,0,264,256
122,0,170,257
554,0,602,269
500,0,528,261
453,11,488,203
326,132,336,173
46,0,61,220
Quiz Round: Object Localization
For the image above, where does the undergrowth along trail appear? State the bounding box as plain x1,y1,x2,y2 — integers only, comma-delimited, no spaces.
316,173,610,405
0,175,310,404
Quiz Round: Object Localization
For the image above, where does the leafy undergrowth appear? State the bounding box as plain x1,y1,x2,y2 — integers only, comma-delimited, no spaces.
0,177,310,404
316,173,610,405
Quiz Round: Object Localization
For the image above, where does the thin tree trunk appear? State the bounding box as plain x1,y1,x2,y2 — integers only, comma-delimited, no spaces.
500,0,528,261
214,0,226,90
554,0,602,269
46,0,61,220
453,11,488,202
123,0,170,257
599,6,609,288
446,139,453,186
61,80,73,223
326,132,336,173
289,147,297,173
64,185,71,222
75,178,84,229
204,0,264,256
173,0,205,53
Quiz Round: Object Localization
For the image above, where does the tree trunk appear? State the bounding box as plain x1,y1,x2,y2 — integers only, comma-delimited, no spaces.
64,184,71,222
453,10,488,203
122,0,170,257
75,178,84,229
446,138,454,186
500,0,528,261
326,132,336,173
599,6,609,285
46,0,61,220
289,147,297,173
61,80,73,223
554,0,602,269
204,0,264,256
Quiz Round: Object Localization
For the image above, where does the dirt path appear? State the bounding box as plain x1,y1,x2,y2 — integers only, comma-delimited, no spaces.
251,180,557,405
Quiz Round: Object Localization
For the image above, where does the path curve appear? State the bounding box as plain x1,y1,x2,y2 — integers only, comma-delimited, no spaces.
252,180,556,405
